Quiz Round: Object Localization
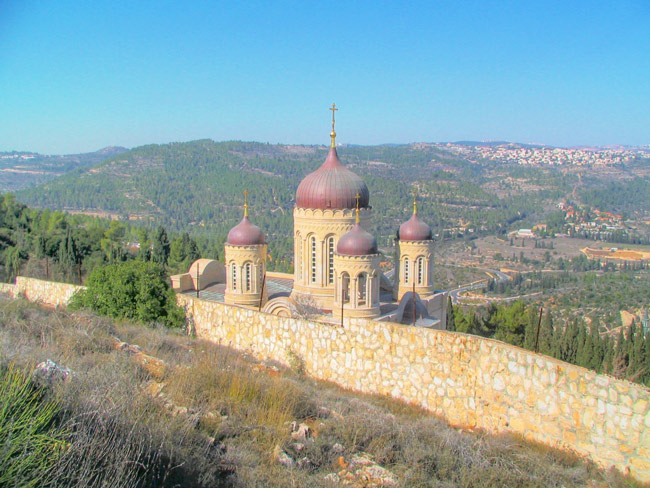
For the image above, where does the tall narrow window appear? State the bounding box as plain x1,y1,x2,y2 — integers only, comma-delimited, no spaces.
244,262,252,291
296,234,302,280
417,257,424,285
341,273,350,303
327,236,335,285
403,257,410,284
231,263,237,292
358,273,367,305
310,236,317,283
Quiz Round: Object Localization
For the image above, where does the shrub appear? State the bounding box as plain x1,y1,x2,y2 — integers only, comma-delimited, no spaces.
0,365,67,487
70,260,185,328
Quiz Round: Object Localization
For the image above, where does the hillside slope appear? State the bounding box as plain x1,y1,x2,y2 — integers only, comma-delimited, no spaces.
0,296,639,488
0,146,128,192
16,140,551,242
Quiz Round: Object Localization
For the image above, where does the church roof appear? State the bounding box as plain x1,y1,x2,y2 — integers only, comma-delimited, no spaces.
295,147,370,210
227,191,265,246
227,216,265,246
296,105,369,210
337,222,378,256
398,213,432,241
398,192,432,241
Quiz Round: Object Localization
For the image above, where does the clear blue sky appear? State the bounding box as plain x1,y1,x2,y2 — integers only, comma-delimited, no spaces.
1,0,649,153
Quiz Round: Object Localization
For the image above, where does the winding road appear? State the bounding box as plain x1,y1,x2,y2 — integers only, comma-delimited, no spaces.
449,267,511,304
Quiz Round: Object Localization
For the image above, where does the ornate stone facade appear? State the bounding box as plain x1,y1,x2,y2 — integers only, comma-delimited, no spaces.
291,206,371,309
224,243,267,307
332,253,381,318
393,239,435,300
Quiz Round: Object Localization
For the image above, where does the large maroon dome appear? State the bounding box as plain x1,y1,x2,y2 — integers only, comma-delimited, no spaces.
227,216,265,246
398,213,432,241
296,147,369,209
337,223,378,256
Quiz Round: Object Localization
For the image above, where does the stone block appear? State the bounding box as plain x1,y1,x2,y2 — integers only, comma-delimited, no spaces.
633,399,648,415
563,430,577,444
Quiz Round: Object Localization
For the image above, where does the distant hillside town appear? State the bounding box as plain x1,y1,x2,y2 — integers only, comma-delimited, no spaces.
436,142,650,166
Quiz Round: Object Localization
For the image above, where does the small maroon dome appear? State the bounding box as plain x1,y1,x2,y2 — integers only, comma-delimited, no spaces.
227,216,265,245
296,147,369,209
337,223,378,256
398,214,432,241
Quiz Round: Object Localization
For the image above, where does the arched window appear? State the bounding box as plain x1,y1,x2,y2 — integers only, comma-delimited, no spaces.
310,236,317,283
403,257,410,284
341,272,350,303
230,263,237,292
244,262,252,292
296,233,302,280
326,236,335,285
357,272,367,305
417,256,425,285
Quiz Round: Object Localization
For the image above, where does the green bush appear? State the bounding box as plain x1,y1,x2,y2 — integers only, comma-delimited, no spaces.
70,260,185,328
0,365,67,487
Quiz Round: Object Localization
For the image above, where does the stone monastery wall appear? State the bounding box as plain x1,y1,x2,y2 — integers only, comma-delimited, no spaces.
179,293,650,481
1,277,648,481
0,277,83,307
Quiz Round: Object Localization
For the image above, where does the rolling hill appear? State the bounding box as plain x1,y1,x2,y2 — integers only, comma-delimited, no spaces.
0,146,128,192
18,138,648,266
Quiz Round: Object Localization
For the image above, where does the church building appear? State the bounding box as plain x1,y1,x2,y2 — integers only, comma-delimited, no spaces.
172,105,447,328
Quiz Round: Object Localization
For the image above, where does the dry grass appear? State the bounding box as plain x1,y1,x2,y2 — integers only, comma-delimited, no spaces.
0,294,645,488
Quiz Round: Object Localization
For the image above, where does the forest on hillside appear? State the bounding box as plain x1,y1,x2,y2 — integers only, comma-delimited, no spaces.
16,140,583,268
0,192,211,285
449,299,650,388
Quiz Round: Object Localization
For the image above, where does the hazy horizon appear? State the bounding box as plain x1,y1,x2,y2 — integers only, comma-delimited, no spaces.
3,138,650,157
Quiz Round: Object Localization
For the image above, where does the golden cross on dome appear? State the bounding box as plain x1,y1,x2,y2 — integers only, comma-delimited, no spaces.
413,188,418,215
243,190,249,217
329,103,338,148
355,192,361,223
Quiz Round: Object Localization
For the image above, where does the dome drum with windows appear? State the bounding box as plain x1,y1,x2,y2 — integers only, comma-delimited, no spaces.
224,191,268,307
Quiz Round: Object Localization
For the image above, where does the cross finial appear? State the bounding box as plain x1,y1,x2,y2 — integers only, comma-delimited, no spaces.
355,192,361,224
329,103,338,148
413,187,418,215
243,190,249,217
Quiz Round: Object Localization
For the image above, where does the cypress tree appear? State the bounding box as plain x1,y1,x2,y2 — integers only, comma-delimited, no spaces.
445,296,455,331
578,324,593,368
137,229,151,262
602,336,614,374
588,323,604,372
626,322,637,370
561,320,580,364
523,306,538,351
539,311,554,356
152,226,170,266
643,332,650,386
58,229,79,282
630,323,646,380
